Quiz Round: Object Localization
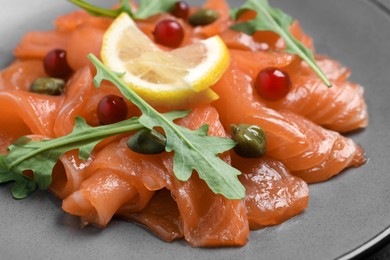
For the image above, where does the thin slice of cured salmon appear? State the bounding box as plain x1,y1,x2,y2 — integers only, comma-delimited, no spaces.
0,89,61,138
62,139,156,227
65,25,105,71
212,61,366,183
160,106,249,247
228,50,368,132
120,188,183,242
263,78,368,132
0,59,46,91
0,60,61,150
54,10,112,32
120,105,250,247
233,155,309,229
52,67,95,136
14,31,71,60
50,150,94,200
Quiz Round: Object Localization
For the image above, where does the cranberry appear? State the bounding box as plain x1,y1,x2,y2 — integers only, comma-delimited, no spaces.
153,19,184,48
254,67,292,101
97,95,128,125
170,1,190,19
43,49,72,78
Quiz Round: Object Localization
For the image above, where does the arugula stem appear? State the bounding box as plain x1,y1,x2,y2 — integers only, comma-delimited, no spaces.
67,0,123,18
252,1,332,87
9,119,143,168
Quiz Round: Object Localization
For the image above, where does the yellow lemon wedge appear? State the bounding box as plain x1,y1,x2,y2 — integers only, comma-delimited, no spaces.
100,12,230,107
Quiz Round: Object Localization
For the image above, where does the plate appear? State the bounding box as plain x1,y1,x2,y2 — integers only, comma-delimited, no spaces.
0,0,389,259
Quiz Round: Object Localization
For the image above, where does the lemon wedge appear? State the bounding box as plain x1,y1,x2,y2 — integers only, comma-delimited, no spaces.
100,13,230,107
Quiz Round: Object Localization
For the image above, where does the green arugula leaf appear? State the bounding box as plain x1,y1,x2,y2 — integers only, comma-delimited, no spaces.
0,117,144,199
89,54,246,200
68,0,133,18
135,0,177,19
231,0,332,87
68,0,176,19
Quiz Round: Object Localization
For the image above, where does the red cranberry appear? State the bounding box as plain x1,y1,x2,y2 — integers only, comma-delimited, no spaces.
153,19,184,48
255,67,292,101
43,49,72,78
97,95,128,125
170,1,190,19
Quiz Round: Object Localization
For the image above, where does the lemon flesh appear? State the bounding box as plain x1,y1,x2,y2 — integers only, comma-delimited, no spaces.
101,13,230,107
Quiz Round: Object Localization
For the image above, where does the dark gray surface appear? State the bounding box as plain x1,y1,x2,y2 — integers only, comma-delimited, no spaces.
376,0,390,13
0,0,389,259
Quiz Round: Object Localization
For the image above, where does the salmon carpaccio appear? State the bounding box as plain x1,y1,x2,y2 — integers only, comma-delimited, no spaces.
0,0,367,247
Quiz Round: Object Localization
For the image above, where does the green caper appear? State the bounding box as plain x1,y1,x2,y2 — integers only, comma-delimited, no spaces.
30,77,65,96
231,124,267,158
188,9,219,26
127,129,166,154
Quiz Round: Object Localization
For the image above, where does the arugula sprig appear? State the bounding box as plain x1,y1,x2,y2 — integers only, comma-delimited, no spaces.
90,54,245,200
231,0,332,87
0,55,245,200
68,0,176,19
0,117,144,199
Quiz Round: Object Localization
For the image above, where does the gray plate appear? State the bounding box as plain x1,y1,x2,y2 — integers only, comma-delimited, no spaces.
0,1,389,259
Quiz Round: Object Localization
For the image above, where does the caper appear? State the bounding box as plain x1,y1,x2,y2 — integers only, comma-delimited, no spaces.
231,124,267,158
188,9,219,26
30,77,65,96
127,129,166,154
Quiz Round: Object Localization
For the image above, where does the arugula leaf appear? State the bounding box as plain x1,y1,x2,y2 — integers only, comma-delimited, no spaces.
68,0,133,18
0,117,144,199
90,54,245,200
231,0,332,87
135,0,177,19
68,0,176,19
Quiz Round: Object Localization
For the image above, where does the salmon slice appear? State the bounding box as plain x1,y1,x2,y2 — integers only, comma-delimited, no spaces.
81,80,140,126
220,29,269,51
212,62,366,183
131,105,249,247
263,78,368,132
50,150,94,199
228,50,368,132
233,155,309,229
0,59,61,149
52,67,94,136
119,189,183,242
305,55,351,82
66,25,105,71
14,31,71,59
0,89,61,137
0,59,46,91
0,59,60,138
54,10,112,32
52,66,140,136
62,169,140,227
62,139,156,227
56,69,139,129
230,49,300,79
